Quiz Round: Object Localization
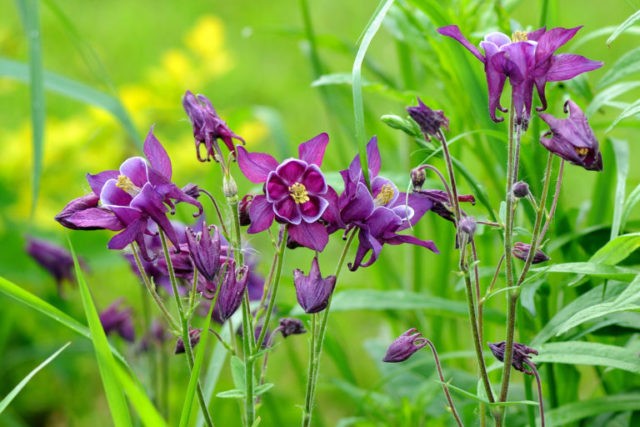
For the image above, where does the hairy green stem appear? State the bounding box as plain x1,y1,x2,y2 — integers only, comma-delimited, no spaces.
424,339,464,427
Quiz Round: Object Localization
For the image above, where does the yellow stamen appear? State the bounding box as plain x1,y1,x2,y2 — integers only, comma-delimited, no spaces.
575,147,590,157
374,183,395,206
289,182,310,204
116,175,141,196
512,31,528,42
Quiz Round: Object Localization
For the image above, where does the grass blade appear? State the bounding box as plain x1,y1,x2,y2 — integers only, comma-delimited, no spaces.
0,342,71,414
610,138,629,238
606,9,640,46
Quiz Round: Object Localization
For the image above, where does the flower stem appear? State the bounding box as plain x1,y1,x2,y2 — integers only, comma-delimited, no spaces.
424,339,464,427
301,231,355,427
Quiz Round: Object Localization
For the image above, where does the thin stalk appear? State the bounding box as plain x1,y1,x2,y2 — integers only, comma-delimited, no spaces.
302,314,318,427
302,232,356,427
199,188,230,239
159,231,214,427
436,130,462,226
539,160,564,242
424,339,464,427
256,226,289,349
470,239,484,343
525,361,546,427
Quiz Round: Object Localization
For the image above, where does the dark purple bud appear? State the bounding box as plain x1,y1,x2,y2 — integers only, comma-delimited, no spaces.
293,257,336,314
383,328,428,363
175,328,201,354
512,181,530,198
277,318,306,338
99,299,135,342
185,223,221,282
410,166,426,190
182,183,201,199
513,242,550,264
26,237,80,292
407,98,449,141
239,194,254,226
458,216,476,237
213,263,249,323
488,341,538,374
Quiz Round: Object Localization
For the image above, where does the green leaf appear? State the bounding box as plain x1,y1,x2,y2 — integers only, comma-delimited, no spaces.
0,58,141,148
306,290,505,322
0,342,70,414
610,139,629,238
589,232,640,265
216,389,245,399
532,262,638,281
586,81,640,117
113,362,167,427
534,341,640,374
621,183,640,231
606,98,640,132
545,394,640,425
230,355,246,392
598,47,640,89
607,10,640,45
71,244,133,426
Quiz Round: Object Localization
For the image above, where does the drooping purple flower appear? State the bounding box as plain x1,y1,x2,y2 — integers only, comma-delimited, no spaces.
276,318,306,338
293,257,336,314
175,328,201,354
237,133,332,251
185,222,222,282
26,237,81,293
512,242,550,264
333,137,438,270
208,260,249,323
407,98,449,141
99,299,135,342
413,189,475,224
539,99,603,171
56,129,202,259
438,25,602,127
182,90,245,162
488,341,538,375
383,328,428,363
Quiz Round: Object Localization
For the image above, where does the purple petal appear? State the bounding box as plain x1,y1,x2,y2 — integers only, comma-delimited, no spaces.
545,54,603,82
247,195,275,233
275,159,307,185
66,208,124,231
535,26,581,62
483,32,511,48
437,25,485,62
298,132,329,166
130,184,180,249
386,234,439,253
299,195,329,223
143,128,172,180
340,182,375,224
265,173,290,202
347,136,381,181
87,170,118,196
288,221,329,251
108,218,148,250
100,179,133,207
301,165,328,194
120,157,149,187
274,197,301,224
236,146,279,183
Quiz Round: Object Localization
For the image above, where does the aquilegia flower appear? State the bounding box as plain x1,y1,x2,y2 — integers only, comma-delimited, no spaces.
293,256,336,314
185,222,222,282
383,328,428,363
182,90,245,162
512,242,550,264
539,99,603,171
407,98,450,141
99,299,135,342
26,237,81,293
237,133,332,251
438,25,602,127
334,137,438,270
55,129,202,259
489,341,539,375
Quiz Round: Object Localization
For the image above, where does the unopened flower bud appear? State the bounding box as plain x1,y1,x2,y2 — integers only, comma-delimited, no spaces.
512,242,550,264
458,216,476,237
223,175,238,198
512,181,530,198
407,98,449,141
383,328,427,363
182,183,201,199
410,167,426,190
175,328,201,354
488,341,538,375
239,194,254,226
278,318,306,338
381,114,421,137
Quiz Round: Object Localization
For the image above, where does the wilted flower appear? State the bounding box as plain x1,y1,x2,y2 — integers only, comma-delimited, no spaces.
175,328,201,354
99,300,135,342
182,90,245,162
407,98,449,141
539,99,603,171
488,341,538,374
512,242,550,264
276,318,307,338
237,133,332,251
26,237,81,293
438,25,602,127
293,257,336,314
185,222,221,282
383,328,428,363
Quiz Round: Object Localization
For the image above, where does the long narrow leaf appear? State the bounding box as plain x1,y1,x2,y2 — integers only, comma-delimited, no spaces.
607,10,640,45
0,342,70,414
534,341,640,374
610,138,629,238
546,394,640,425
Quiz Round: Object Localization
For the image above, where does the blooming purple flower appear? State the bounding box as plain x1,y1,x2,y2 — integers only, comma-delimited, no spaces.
407,98,449,141
488,341,538,375
26,237,81,293
293,257,336,314
512,242,550,264
438,25,602,127
383,328,428,363
56,129,202,259
237,133,332,251
539,99,603,171
182,90,245,162
332,137,437,270
185,222,222,282
99,299,135,342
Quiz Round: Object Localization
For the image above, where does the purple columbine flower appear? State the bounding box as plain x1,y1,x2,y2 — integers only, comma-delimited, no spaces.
407,98,450,141
413,189,475,224
207,260,249,323
26,237,81,293
512,242,550,264
488,341,539,375
99,299,135,342
383,328,428,363
175,328,201,354
56,129,202,259
182,90,245,162
438,25,602,127
185,222,222,282
237,133,332,251
293,256,336,314
276,318,306,338
539,99,603,171
333,137,438,270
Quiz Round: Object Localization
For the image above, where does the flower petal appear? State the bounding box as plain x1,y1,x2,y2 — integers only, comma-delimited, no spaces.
236,146,279,183
143,127,172,180
288,221,329,251
265,173,290,202
87,170,118,196
545,54,603,82
301,165,328,194
100,179,133,207
437,25,485,62
274,197,301,224
535,26,581,63
298,132,329,166
275,159,307,185
299,195,329,223
247,195,275,233
120,157,149,187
